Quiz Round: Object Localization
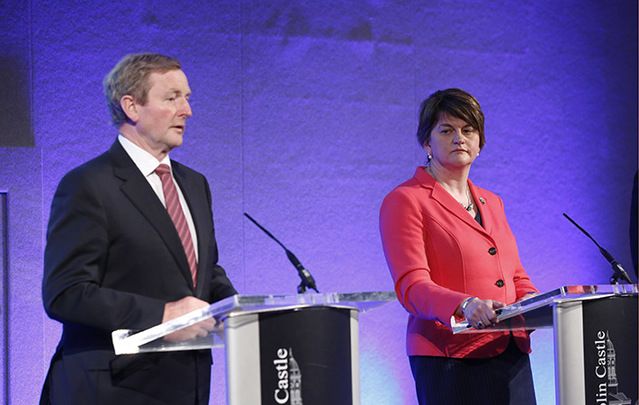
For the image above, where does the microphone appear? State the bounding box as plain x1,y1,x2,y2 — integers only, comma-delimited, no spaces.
243,212,319,293
562,213,633,284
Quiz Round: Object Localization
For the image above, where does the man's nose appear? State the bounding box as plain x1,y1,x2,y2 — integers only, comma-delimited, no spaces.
179,98,192,118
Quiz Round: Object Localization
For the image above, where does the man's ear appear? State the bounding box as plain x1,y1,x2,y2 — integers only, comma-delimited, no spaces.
120,95,138,123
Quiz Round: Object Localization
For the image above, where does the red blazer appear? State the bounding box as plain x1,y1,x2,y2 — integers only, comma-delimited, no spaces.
380,167,538,358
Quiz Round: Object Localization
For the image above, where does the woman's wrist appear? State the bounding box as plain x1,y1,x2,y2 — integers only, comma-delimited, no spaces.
459,296,477,317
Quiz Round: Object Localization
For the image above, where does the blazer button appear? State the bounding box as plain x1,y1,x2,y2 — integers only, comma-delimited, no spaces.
488,247,497,255
495,279,505,287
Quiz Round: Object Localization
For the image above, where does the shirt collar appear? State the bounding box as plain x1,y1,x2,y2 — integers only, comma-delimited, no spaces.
118,134,171,177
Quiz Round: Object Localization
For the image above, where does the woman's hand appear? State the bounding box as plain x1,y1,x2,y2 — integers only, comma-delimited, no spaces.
518,292,537,302
462,298,504,329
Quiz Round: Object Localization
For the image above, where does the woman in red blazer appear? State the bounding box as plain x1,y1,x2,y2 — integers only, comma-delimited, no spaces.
380,88,538,404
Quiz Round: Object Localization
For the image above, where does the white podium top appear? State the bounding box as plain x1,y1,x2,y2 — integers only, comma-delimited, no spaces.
451,284,638,334
112,291,396,355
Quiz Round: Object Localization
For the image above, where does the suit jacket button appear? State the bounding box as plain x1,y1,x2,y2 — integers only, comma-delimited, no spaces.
488,247,497,255
495,279,505,287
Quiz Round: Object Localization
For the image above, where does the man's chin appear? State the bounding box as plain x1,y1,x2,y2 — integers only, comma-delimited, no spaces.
168,133,184,148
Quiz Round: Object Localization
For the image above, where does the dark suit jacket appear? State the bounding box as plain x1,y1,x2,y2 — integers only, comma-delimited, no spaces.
380,167,538,358
41,141,237,404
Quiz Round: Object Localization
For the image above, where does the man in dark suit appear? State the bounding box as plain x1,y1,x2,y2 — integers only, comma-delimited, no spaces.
40,53,237,404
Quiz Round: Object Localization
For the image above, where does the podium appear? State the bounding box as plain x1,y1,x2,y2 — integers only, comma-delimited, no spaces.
452,284,638,405
112,291,395,405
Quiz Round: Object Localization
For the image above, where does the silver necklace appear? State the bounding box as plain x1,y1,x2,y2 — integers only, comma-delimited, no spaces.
426,166,474,211
463,187,474,211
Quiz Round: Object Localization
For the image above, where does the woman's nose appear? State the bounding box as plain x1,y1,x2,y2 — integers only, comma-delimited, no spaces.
453,130,465,144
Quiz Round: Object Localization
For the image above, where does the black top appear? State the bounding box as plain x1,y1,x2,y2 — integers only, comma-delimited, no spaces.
474,208,483,227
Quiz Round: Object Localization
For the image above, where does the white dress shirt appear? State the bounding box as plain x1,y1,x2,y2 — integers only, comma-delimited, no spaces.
118,134,199,261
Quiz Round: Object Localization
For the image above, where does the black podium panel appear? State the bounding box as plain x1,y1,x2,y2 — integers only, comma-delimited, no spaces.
258,307,353,405
582,296,638,405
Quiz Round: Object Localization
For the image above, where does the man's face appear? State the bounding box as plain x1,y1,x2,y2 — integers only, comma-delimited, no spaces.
133,69,192,156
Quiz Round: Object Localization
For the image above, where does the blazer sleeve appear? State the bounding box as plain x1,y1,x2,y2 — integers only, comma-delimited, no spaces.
42,170,166,331
380,189,468,328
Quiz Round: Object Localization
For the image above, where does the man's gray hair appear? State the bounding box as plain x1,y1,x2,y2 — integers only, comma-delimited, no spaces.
103,53,181,127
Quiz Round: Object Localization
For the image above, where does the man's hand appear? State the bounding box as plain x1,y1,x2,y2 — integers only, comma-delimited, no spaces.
162,296,217,342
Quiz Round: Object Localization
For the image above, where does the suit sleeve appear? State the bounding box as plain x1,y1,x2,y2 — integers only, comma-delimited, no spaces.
42,170,166,331
203,178,237,302
380,189,468,328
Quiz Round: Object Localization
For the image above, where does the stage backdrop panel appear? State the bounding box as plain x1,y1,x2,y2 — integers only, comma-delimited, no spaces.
0,0,636,404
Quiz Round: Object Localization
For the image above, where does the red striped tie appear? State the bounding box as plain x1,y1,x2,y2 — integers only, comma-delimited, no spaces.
155,164,198,287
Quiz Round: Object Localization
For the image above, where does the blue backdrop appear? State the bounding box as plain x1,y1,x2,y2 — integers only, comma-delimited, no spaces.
0,1,636,404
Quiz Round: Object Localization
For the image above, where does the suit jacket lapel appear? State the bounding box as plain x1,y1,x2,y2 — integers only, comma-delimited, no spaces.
108,141,194,289
468,179,494,235
430,184,487,234
172,163,210,296
414,167,493,240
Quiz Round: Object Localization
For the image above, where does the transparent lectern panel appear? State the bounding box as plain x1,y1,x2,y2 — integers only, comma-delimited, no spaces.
451,284,638,334
112,291,396,355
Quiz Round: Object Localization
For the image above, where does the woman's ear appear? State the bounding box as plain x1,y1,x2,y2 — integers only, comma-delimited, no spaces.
423,142,431,156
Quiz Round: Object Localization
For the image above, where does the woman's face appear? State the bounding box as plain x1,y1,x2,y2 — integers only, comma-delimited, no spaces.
424,113,481,170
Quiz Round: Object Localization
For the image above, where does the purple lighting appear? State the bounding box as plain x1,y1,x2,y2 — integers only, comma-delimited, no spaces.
0,1,636,404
